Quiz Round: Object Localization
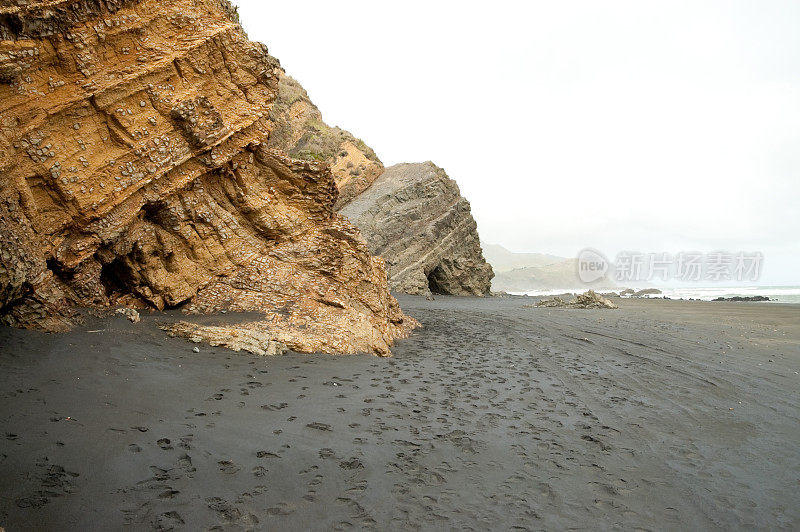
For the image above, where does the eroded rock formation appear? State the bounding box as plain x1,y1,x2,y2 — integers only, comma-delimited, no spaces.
0,0,416,355
240,30,494,299
534,291,619,310
340,162,494,297
164,321,288,356
268,74,384,210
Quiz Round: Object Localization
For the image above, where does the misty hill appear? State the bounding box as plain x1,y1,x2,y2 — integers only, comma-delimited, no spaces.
484,244,615,293
482,244,565,272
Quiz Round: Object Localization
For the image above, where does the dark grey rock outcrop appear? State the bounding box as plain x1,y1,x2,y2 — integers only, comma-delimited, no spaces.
340,162,494,297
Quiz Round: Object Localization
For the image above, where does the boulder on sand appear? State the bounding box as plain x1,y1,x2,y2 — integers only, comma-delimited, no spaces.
535,290,619,309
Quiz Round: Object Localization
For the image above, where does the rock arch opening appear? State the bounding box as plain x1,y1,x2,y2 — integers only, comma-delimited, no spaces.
426,266,446,295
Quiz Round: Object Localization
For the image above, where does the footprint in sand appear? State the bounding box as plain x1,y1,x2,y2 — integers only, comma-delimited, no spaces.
256,450,280,458
319,448,336,459
15,462,80,509
218,460,240,474
339,458,364,470
154,511,184,530
177,453,195,473
265,502,294,516
261,403,289,411
207,496,255,523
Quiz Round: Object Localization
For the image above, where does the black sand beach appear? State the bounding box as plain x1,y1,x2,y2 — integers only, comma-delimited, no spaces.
1,296,799,530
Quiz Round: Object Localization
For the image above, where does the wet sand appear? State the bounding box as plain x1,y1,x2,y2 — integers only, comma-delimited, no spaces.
1,296,799,530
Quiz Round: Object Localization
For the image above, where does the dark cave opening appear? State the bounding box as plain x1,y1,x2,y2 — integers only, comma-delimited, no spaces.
46,257,74,282
426,266,446,295
141,201,168,225
100,257,135,299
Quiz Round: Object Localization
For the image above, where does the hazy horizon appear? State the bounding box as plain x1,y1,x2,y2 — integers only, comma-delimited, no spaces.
234,0,800,285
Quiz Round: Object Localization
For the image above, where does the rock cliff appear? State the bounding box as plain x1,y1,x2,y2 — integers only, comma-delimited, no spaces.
268,73,384,210
0,0,416,355
223,22,494,299
340,162,494,297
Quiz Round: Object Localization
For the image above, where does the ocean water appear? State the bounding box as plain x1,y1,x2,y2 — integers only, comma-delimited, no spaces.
655,286,800,304
512,286,800,304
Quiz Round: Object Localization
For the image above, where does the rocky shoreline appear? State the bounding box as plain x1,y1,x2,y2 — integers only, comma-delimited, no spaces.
713,295,774,302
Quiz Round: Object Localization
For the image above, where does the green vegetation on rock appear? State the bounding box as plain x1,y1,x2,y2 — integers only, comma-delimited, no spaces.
269,75,381,166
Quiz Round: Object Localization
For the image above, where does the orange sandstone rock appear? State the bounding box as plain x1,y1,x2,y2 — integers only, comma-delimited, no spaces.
0,0,416,355
267,74,384,210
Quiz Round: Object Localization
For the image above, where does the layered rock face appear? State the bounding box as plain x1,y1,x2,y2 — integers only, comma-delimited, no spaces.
264,72,493,298
0,0,416,355
268,74,384,210
340,162,494,297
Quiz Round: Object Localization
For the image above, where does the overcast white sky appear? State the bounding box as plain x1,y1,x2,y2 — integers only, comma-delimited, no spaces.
235,1,800,285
